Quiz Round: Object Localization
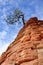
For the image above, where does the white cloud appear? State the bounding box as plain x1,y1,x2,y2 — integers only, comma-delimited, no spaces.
0,31,7,39
0,31,9,56
0,0,9,5
0,30,8,56
0,29,17,56
0,33,17,56
0,41,10,56
0,8,7,21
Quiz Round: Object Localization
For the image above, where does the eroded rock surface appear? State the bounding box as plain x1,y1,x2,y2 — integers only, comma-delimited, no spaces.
0,17,43,65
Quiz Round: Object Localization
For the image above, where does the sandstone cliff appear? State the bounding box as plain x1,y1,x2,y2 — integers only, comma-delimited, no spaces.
0,17,43,65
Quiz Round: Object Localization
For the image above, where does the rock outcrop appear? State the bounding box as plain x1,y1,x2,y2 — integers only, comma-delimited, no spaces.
0,17,43,65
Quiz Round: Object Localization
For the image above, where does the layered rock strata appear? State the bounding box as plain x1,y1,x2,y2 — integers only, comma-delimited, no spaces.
0,17,43,65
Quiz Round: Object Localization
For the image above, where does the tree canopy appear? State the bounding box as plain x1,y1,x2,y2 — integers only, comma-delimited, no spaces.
6,8,25,25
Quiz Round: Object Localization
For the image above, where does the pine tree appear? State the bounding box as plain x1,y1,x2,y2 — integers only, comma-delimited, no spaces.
6,8,25,25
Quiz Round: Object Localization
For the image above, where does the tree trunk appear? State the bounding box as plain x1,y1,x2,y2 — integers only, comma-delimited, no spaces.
22,15,25,25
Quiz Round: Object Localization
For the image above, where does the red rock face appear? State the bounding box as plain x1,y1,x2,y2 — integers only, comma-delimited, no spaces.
0,17,43,65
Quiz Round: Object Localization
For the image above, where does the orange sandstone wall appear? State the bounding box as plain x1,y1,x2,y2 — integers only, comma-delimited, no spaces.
0,17,43,65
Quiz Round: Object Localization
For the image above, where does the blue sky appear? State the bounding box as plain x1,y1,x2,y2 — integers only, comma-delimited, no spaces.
0,0,43,55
